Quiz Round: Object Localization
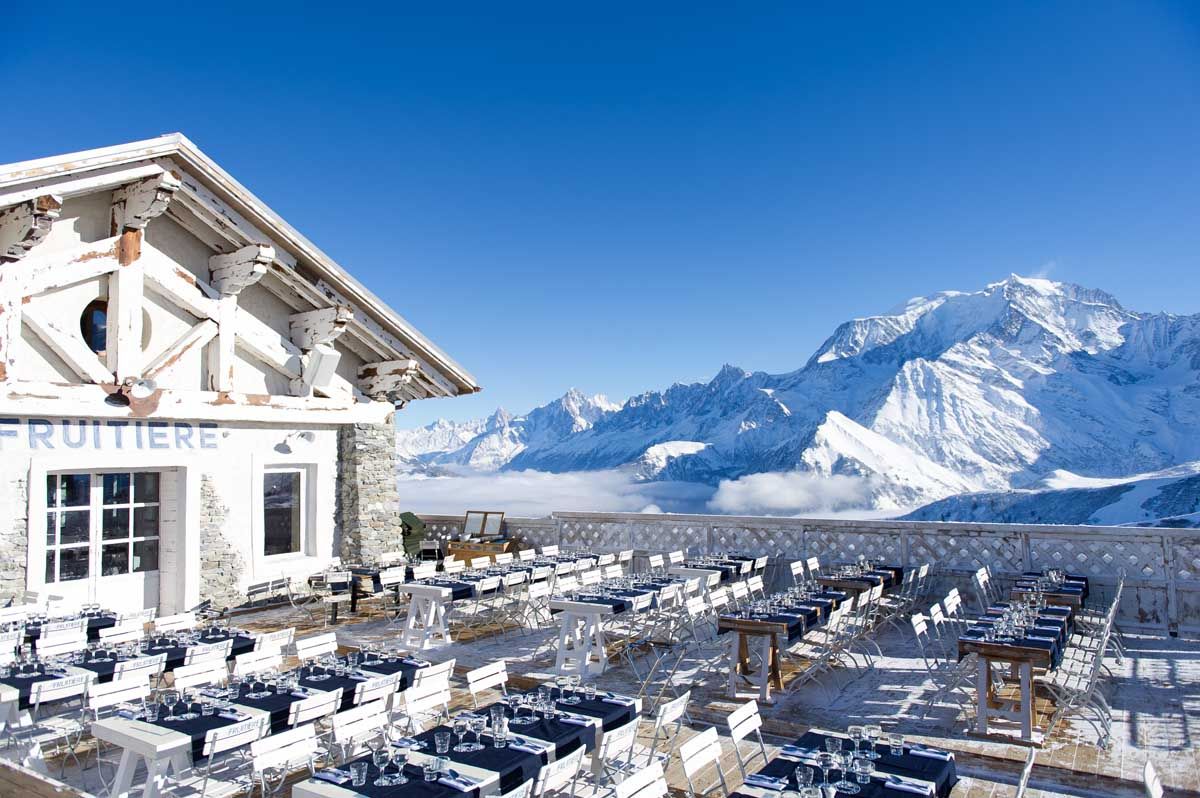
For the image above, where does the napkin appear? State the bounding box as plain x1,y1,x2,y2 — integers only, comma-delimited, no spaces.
559,714,592,726
348,673,370,681
508,738,549,754
313,769,351,784
908,744,953,761
200,688,225,698
883,775,935,795
602,693,636,706
779,744,812,758
743,774,786,790
403,657,432,666
391,737,421,749
438,770,479,791
291,691,312,699
116,709,138,719
218,710,249,721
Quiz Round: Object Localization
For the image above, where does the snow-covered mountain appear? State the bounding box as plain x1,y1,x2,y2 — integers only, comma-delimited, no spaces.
396,389,619,473
398,275,1200,517
903,462,1200,527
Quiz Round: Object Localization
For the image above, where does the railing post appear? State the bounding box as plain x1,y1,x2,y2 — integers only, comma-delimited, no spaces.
1163,533,1178,636
1020,530,1032,573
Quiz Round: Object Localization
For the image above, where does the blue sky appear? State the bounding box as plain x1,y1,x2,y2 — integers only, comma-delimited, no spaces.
4,2,1198,428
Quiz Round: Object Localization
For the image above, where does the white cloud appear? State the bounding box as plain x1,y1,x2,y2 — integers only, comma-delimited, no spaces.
707,471,877,516
396,469,713,518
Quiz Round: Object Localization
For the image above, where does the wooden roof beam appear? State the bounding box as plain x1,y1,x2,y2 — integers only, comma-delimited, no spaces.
359,359,420,407
0,194,62,263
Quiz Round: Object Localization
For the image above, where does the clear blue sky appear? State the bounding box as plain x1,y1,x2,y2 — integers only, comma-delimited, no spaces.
5,2,1198,427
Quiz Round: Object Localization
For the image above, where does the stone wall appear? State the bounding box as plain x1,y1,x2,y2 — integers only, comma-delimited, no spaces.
199,475,246,610
0,475,27,603
338,421,402,562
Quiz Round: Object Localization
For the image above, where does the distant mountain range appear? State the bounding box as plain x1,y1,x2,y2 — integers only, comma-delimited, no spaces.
396,275,1200,524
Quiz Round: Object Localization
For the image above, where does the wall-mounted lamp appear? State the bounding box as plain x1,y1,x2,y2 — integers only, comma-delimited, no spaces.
274,429,317,454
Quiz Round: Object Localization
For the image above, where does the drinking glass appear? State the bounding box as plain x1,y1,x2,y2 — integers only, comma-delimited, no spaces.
798,789,820,798
435,731,452,754
888,733,905,756
793,767,813,788
349,762,368,786
565,674,582,704
853,758,874,785
834,751,859,793
453,717,470,752
823,737,842,756
161,690,179,722
201,702,215,717
511,694,535,726
391,748,409,785
144,702,160,722
847,725,864,758
584,682,597,701
492,714,508,748
863,725,882,760
468,715,487,751
372,747,391,786
815,753,835,791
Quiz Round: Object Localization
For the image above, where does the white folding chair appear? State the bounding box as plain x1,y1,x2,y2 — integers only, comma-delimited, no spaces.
289,688,342,728
465,660,508,707
679,726,730,798
354,672,401,707
173,660,229,691
188,716,268,796
37,618,87,644
401,679,452,732
154,612,197,634
643,690,690,765
255,627,295,655
518,548,536,562
331,700,389,762
616,761,668,798
251,723,320,796
533,744,583,797
86,677,153,787
12,673,94,776
413,658,456,688
98,621,144,646
593,717,640,785
233,650,284,677
726,701,768,780
294,632,338,663
114,653,167,686
541,545,561,557
34,633,87,659
185,638,233,665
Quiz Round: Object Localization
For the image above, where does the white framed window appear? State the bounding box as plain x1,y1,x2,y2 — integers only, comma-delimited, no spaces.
44,471,161,583
263,467,307,557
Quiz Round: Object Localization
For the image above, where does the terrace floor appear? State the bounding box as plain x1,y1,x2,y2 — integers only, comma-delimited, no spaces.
25,601,1200,797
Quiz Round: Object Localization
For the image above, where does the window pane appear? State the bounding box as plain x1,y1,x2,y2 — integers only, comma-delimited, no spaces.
134,506,159,538
133,539,159,573
59,474,90,507
102,543,129,576
46,513,56,545
134,472,160,504
103,473,130,505
102,508,130,540
46,475,57,508
60,510,90,545
58,548,89,581
45,551,55,583
263,471,302,556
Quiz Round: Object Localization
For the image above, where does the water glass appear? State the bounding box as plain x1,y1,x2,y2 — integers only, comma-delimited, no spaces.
584,683,597,701
794,767,813,787
144,703,160,722
863,725,882,760
888,733,905,756
201,702,215,717
853,758,874,784
492,715,508,748
422,759,439,782
349,762,368,786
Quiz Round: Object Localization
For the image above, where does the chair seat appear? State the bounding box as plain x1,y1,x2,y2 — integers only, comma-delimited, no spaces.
323,594,352,604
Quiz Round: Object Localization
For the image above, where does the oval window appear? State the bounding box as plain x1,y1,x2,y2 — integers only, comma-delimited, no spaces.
80,299,108,355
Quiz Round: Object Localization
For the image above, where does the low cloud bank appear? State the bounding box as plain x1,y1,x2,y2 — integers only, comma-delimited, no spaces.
397,469,713,518
707,471,877,516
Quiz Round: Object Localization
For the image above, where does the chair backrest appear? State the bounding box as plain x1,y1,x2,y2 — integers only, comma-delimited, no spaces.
597,717,640,765
173,659,229,690
114,653,167,682
753,556,768,572
379,567,408,588
289,688,343,726
412,658,455,688
30,672,92,711
468,556,491,571
679,726,723,782
527,581,553,601
555,576,579,594
667,550,684,565
154,612,196,633
36,632,88,657
494,553,515,565
503,571,527,588
0,606,29,626
789,560,805,580
355,672,401,706
580,569,602,587
596,553,616,567
648,554,665,570
0,630,21,658
654,690,691,729
202,715,267,758
730,582,749,602
708,588,730,614
88,676,151,712
746,575,764,593
402,679,451,726
443,559,467,575
37,618,87,646
602,564,624,581
233,649,283,677
554,561,574,576
500,781,533,798
616,762,668,798
619,549,634,564
99,621,144,646
541,545,560,557
726,699,762,743
332,700,389,743
534,745,584,797
1144,759,1163,798
185,638,233,665
255,627,295,655
805,556,821,578
251,723,320,776
465,659,507,699
378,551,407,566
412,562,438,580
518,549,536,562
294,632,338,662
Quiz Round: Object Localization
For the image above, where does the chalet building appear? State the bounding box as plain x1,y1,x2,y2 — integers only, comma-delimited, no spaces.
0,135,479,614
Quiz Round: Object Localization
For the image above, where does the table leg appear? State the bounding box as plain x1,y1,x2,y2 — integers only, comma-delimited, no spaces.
109,750,139,798
758,634,773,702
1019,662,1033,740
975,657,990,736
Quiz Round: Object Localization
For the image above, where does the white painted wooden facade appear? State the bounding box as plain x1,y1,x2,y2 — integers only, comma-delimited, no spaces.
0,135,479,613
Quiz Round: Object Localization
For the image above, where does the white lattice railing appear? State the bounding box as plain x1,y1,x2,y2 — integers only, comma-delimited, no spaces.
420,511,1200,637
